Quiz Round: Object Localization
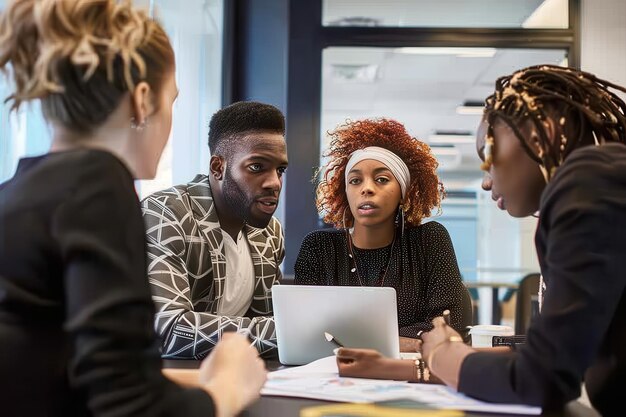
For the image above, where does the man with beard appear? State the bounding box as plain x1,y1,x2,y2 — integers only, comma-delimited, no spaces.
142,101,288,358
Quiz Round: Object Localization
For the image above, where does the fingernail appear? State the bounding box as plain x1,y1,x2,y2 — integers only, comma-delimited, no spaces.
333,348,339,355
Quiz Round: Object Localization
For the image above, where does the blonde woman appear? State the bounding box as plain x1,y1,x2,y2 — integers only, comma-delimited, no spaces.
0,1,265,416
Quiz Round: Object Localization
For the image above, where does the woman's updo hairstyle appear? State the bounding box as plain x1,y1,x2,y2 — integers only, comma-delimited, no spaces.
0,0,174,132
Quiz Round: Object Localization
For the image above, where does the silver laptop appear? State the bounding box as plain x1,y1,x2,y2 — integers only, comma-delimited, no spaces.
272,285,401,365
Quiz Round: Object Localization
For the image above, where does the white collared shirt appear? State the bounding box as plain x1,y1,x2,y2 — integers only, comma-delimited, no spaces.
218,230,255,316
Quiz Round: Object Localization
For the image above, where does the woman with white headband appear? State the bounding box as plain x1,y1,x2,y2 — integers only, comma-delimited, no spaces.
294,118,472,353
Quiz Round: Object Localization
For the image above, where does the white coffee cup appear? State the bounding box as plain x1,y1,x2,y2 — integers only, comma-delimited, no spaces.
468,324,514,348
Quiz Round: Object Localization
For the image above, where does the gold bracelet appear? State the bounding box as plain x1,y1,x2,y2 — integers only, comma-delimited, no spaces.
426,336,464,373
413,358,430,383
414,359,422,382
420,358,429,382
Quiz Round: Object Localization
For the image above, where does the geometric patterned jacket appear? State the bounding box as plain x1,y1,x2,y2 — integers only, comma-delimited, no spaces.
141,174,283,359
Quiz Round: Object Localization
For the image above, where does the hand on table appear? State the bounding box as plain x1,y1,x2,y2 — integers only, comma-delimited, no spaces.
336,348,413,381
420,316,474,389
200,332,267,417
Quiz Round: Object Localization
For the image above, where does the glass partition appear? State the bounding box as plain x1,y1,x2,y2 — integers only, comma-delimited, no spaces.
321,46,568,322
137,0,224,198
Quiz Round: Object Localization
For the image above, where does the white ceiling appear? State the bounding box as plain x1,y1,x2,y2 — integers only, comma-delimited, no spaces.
320,0,569,189
323,0,568,28
321,47,567,187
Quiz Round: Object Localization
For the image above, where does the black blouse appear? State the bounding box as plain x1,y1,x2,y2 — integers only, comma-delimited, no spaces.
458,143,626,415
0,150,214,416
294,221,473,337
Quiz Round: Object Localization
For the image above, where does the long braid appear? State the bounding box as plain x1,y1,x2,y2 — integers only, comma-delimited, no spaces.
482,64,626,181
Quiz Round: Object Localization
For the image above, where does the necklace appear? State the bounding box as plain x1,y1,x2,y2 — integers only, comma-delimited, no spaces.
346,229,397,287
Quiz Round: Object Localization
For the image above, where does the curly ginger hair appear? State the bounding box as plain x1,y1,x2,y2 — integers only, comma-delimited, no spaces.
316,118,444,228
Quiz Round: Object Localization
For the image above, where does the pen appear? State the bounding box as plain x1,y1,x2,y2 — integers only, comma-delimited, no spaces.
324,331,345,348
442,309,451,326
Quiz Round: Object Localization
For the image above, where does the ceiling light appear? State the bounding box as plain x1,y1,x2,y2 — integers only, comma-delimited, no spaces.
330,64,380,83
429,134,476,145
430,145,462,169
456,106,485,115
393,47,496,58
327,17,381,27
431,147,460,155
456,100,485,115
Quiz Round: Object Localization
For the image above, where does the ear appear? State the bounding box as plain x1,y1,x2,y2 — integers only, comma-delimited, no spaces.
525,117,556,155
210,155,225,180
529,126,541,154
130,81,155,125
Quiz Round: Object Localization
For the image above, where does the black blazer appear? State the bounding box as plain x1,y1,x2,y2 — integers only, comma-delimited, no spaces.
0,150,215,416
458,143,626,415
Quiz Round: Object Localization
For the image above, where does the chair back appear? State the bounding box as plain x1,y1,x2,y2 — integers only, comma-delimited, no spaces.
515,273,541,335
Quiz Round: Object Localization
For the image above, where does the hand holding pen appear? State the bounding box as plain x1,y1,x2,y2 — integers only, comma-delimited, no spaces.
416,309,450,341
327,331,415,381
432,309,460,343
324,331,345,349
421,309,464,364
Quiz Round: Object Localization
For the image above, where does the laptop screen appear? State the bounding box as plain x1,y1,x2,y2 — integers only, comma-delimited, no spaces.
272,285,400,365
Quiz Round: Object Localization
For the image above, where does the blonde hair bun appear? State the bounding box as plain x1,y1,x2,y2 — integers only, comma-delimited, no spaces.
0,0,173,131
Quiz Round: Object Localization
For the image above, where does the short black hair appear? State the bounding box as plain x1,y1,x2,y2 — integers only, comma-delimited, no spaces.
208,101,285,155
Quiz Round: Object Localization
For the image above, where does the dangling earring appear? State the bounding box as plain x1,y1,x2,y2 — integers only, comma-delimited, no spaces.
342,206,351,230
130,117,147,131
396,205,405,237
344,205,358,275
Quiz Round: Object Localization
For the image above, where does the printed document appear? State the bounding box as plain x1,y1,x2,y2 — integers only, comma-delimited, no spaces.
261,356,541,415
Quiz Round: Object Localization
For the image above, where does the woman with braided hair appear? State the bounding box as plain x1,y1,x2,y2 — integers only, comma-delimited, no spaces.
294,118,472,354
337,65,626,414
420,65,626,414
0,1,265,416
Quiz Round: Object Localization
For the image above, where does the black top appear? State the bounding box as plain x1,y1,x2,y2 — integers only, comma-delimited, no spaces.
459,143,626,415
294,221,473,337
0,150,215,417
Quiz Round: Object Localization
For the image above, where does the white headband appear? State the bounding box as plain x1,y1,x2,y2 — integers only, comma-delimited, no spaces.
345,146,411,198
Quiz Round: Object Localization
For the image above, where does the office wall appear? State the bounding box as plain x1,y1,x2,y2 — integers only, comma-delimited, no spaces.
581,0,626,98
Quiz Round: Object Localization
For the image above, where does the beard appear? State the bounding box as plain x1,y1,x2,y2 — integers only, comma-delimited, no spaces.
222,168,273,228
